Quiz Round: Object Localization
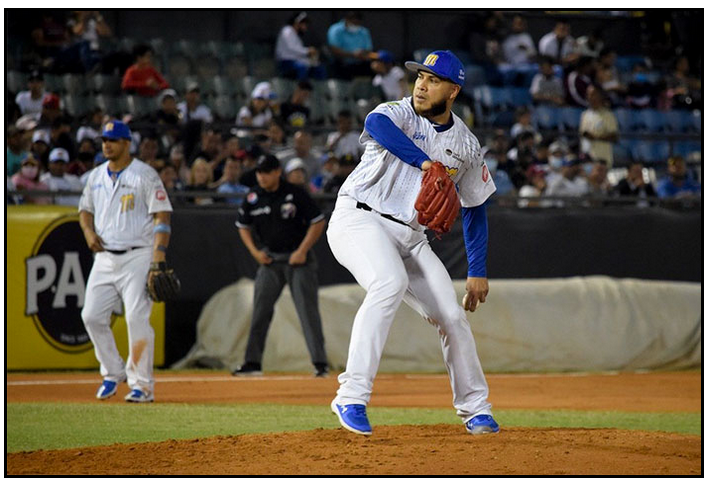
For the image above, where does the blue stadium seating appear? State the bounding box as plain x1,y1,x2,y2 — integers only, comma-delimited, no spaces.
532,105,561,131
614,108,637,132
508,87,531,107
672,141,702,159
631,141,670,164
560,107,584,131
638,109,666,132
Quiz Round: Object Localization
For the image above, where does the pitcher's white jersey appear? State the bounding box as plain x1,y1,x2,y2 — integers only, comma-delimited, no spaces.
79,159,173,250
338,97,496,226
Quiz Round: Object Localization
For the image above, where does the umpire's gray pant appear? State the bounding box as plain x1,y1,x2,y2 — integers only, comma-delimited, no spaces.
244,251,327,366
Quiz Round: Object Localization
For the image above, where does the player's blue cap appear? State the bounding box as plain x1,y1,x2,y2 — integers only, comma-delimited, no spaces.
101,120,132,141
405,50,465,87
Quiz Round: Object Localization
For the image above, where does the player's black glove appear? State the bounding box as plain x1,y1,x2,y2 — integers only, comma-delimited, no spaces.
146,261,181,302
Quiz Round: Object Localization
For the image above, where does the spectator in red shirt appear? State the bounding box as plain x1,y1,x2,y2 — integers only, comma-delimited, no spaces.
121,44,169,97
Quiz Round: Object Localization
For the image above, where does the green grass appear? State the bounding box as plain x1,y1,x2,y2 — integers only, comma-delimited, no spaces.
7,403,701,453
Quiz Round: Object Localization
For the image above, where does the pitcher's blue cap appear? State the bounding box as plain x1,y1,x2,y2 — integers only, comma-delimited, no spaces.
405,50,465,87
101,120,132,141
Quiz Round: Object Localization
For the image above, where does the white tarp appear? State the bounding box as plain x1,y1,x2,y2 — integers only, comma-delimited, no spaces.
173,277,701,373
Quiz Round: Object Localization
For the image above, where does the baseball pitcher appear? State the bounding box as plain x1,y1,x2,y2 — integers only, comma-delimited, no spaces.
327,50,499,435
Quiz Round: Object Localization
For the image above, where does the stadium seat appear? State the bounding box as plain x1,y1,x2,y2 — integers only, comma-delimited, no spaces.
463,64,486,91
611,142,632,166
412,48,433,63
6,71,26,94
240,76,258,99
478,86,512,110
171,39,199,61
532,105,561,131
91,74,121,95
560,107,584,131
615,55,647,73
326,79,351,101
212,75,239,97
167,54,193,79
196,56,221,80
690,110,702,134
209,95,237,120
672,141,702,160
500,64,539,87
62,74,88,95
631,141,670,164
638,109,666,132
272,77,296,103
508,87,531,108
117,37,137,53
351,77,381,101
126,95,156,118
225,58,249,80
614,108,636,132
63,94,93,118
43,74,63,94
663,109,691,133
94,95,124,117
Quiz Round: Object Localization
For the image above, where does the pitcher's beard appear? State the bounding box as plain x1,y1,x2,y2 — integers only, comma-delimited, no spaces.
415,98,449,119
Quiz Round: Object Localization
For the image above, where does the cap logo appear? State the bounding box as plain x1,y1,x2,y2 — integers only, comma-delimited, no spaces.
105,122,114,131
423,54,439,67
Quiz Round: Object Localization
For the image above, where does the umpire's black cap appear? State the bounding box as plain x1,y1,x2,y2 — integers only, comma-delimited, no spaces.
255,154,281,172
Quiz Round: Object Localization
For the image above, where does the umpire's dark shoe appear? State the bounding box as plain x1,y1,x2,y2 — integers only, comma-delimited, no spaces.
314,363,329,378
232,362,263,377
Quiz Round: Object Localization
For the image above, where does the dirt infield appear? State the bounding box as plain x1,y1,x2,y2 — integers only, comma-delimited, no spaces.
6,371,702,475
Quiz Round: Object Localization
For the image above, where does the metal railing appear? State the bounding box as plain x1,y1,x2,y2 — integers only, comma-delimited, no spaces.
6,189,701,211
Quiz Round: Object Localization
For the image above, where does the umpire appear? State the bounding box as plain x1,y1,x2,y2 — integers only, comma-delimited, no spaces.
233,154,329,377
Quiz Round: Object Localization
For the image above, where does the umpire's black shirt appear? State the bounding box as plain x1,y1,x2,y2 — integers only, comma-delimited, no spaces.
236,180,325,253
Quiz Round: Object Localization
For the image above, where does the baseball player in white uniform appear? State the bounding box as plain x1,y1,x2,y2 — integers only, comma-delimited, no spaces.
328,51,499,435
79,121,173,403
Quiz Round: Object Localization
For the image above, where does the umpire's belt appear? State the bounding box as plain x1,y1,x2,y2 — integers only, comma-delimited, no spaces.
105,246,148,255
356,202,409,227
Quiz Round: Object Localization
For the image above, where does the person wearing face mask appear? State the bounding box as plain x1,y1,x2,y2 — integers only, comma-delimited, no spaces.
68,138,98,177
39,148,84,206
484,150,515,196
547,140,569,174
327,11,375,79
11,155,51,205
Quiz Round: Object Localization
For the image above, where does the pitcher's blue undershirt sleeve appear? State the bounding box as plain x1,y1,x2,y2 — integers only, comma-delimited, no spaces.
461,204,488,277
364,113,430,169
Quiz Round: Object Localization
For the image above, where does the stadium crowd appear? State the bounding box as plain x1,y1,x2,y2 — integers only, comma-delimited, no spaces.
7,10,701,206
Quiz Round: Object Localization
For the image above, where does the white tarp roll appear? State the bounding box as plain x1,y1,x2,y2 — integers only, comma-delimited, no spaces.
172,277,701,373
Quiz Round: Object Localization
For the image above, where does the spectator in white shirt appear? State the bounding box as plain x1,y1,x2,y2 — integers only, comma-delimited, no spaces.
545,156,589,200
325,110,364,159
530,56,565,105
579,85,618,167
15,71,46,116
538,20,577,65
275,11,325,80
39,148,83,206
236,82,276,128
502,15,537,65
178,82,213,124
370,50,409,101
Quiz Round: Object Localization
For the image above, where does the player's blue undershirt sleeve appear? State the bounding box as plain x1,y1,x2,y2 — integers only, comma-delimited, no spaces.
461,204,488,278
364,113,430,169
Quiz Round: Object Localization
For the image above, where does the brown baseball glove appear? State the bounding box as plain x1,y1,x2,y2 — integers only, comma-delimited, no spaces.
146,261,181,302
414,162,460,235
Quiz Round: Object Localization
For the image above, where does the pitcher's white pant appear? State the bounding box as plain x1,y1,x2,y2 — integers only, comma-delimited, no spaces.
327,197,492,422
81,248,155,394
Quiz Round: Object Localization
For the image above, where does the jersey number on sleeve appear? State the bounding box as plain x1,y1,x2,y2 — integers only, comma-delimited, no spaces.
120,193,135,213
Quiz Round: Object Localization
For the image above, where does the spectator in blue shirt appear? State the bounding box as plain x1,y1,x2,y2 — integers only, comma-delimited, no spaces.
217,157,250,204
657,155,701,198
327,11,374,79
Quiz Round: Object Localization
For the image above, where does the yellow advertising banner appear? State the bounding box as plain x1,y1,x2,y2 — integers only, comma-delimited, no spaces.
7,205,165,370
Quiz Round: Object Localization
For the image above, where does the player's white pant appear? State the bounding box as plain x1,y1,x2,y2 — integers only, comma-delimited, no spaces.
81,248,155,394
327,197,492,422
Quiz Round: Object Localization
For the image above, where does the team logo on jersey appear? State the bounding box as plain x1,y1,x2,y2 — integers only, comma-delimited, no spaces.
25,215,109,353
423,54,439,66
444,165,459,177
445,149,465,163
412,132,426,141
280,203,297,219
482,165,489,182
247,192,258,204
156,189,166,201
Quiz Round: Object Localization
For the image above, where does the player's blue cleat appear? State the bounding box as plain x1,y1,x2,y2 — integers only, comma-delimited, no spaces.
125,389,154,403
465,414,500,434
331,400,372,435
96,380,118,400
